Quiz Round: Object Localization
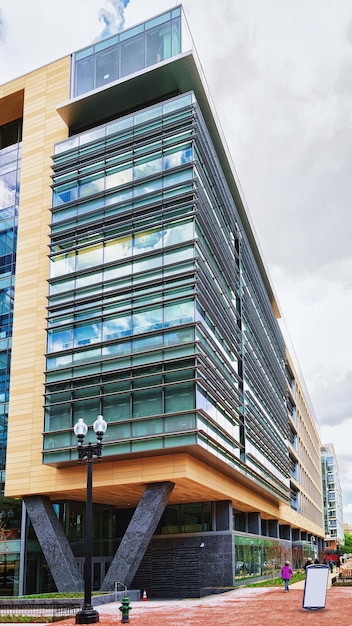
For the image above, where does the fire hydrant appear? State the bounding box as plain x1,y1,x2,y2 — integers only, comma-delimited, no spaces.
119,596,132,623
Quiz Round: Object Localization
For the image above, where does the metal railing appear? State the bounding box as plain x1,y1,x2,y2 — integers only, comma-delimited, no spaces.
0,599,82,621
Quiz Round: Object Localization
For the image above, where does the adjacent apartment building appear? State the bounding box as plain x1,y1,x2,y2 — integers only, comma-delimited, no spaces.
0,5,324,597
321,443,344,558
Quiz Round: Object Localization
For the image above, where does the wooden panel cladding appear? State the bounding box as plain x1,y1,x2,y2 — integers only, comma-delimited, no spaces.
0,90,24,125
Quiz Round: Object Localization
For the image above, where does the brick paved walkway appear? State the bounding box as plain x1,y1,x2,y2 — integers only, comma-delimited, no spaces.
48,585,352,626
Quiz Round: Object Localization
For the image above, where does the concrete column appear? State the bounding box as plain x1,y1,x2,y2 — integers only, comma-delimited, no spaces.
268,519,279,538
24,495,83,592
233,512,246,532
101,481,174,591
248,512,260,535
280,525,292,541
215,501,232,531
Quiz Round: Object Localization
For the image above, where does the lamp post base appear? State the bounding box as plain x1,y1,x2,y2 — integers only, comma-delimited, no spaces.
75,607,99,624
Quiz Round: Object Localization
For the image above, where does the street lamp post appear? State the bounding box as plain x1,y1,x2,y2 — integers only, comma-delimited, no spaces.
310,535,317,560
74,415,107,624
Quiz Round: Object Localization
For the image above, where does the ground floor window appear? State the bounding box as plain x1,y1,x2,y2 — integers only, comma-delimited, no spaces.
234,535,290,581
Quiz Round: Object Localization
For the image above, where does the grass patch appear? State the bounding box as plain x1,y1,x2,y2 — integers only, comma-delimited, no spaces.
15,592,105,599
246,570,306,588
0,617,52,623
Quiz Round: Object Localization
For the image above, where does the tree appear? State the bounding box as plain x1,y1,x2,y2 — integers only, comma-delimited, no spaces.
338,532,352,556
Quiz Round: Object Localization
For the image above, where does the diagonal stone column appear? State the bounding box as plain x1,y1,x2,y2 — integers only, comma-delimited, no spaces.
101,481,174,591
24,495,84,592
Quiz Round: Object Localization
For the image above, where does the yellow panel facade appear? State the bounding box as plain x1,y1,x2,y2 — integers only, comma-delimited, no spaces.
5,58,70,498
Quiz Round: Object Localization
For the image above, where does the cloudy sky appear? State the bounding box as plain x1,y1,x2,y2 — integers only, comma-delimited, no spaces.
1,0,352,525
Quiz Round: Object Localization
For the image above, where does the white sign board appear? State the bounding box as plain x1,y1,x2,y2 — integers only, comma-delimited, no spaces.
302,564,329,611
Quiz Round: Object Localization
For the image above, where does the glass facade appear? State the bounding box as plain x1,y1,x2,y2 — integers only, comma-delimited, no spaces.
44,88,288,502
0,119,22,595
235,535,283,580
321,445,344,542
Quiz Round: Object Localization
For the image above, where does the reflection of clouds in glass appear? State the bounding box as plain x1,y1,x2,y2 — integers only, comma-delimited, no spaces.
164,221,193,246
105,236,132,262
48,328,73,352
134,230,163,252
133,308,163,334
106,167,132,189
103,316,131,339
75,322,102,346
0,177,15,210
164,148,192,170
134,157,162,180
50,222,194,279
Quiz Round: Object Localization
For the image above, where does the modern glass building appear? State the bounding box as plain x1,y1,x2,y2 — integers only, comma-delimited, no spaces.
321,443,344,557
1,6,324,597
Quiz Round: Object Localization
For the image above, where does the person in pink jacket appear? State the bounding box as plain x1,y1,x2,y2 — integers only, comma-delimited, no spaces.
281,560,293,592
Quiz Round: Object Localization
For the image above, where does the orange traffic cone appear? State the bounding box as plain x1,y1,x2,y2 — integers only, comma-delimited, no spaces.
142,589,147,601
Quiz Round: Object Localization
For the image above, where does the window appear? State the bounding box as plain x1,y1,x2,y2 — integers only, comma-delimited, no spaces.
133,389,162,418
77,244,103,270
164,300,194,327
120,33,145,78
96,46,118,88
165,383,194,413
103,314,132,340
134,155,162,180
47,328,73,352
74,322,102,347
146,21,171,65
106,164,133,189
132,307,162,334
79,173,104,198
75,54,94,96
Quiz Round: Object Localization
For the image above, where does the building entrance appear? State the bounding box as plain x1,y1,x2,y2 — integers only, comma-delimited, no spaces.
77,557,112,590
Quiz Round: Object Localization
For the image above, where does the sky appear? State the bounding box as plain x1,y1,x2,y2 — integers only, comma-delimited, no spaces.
1,0,352,526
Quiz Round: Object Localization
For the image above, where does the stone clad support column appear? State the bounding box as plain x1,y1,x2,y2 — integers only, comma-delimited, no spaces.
24,495,84,592
248,512,261,535
101,481,175,591
280,524,292,541
268,519,279,538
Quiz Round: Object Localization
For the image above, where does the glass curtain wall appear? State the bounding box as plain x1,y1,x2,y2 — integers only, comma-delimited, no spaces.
45,90,288,501
0,118,22,595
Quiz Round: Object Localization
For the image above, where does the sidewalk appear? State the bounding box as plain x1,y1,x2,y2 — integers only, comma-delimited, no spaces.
0,571,345,626
28,584,350,626
290,567,336,589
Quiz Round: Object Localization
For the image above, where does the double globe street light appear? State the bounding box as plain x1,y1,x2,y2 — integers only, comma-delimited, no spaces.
73,415,108,624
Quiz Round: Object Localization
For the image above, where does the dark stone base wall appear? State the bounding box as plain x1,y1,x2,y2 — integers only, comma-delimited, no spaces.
131,533,234,598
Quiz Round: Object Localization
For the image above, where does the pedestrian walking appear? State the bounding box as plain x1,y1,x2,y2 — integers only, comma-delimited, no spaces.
281,560,293,592
303,557,313,570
